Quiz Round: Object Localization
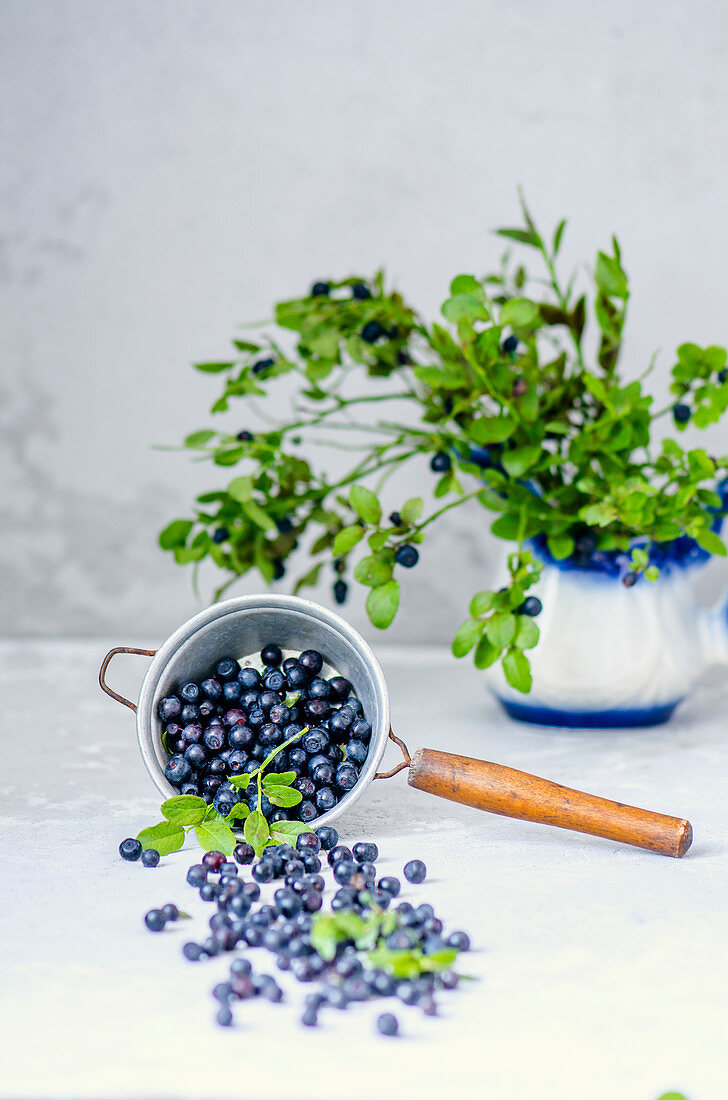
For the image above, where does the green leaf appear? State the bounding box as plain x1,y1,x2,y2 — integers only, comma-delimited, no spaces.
595,250,628,299
365,580,400,629
547,535,574,561
486,612,517,649
227,475,253,502
263,771,297,787
244,810,270,856
242,499,276,531
184,430,215,449
552,218,567,256
160,795,207,826
449,274,484,297
229,773,252,790
644,565,659,582
441,293,489,324
264,785,303,808
349,485,382,525
332,525,366,556
195,818,237,855
195,361,234,373
469,417,515,444
513,616,540,650
354,555,393,587
136,821,185,855
293,562,322,596
473,635,500,669
269,820,313,841
500,298,540,328
226,803,250,822
501,445,541,478
470,590,495,617
491,513,522,540
495,227,541,248
503,649,532,693
452,618,483,658
695,529,727,557
400,496,424,524
159,519,193,550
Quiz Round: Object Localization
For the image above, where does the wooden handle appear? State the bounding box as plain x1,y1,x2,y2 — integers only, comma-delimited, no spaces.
408,748,692,858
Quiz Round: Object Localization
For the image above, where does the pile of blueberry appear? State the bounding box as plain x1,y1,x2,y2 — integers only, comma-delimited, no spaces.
142,826,470,1037
158,644,372,823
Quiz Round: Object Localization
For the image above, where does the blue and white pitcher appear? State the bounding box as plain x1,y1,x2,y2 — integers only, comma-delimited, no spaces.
486,536,728,728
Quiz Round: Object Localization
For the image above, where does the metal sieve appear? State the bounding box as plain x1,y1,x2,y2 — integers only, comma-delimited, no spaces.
100,593,693,857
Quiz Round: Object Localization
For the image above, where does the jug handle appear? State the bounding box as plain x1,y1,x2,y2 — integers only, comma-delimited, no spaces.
99,646,157,712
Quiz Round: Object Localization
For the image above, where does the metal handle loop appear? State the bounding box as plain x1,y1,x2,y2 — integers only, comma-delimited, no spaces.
373,729,411,780
98,646,157,712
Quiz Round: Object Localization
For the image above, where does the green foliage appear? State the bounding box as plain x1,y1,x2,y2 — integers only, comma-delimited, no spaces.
157,198,728,691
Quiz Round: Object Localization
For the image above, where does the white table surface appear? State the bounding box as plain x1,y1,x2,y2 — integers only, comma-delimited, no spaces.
1,639,726,1100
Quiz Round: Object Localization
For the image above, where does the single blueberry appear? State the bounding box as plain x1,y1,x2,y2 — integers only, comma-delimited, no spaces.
518,596,543,617
346,739,368,765
673,403,691,424
311,281,330,297
202,727,225,753
299,799,318,823
216,1006,234,1027
141,848,160,868
119,837,142,862
315,824,339,850
623,571,639,588
236,429,253,441
261,643,283,667
328,675,352,702
447,930,471,951
162,903,178,922
351,281,372,300
335,763,358,791
299,649,324,676
165,755,192,786
215,657,238,682
158,696,182,722
179,681,201,704
315,786,337,812
502,334,519,353
252,357,275,375
430,451,451,473
352,841,378,864
377,1012,399,1036
212,527,229,544
144,909,166,932
395,544,419,568
403,859,427,884
333,579,348,605
182,941,203,961
361,320,386,344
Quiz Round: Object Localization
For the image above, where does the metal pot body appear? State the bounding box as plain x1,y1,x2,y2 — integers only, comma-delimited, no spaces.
134,594,391,827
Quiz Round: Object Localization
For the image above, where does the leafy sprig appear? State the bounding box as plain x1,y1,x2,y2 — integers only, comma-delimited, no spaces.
136,723,313,858
310,908,461,978
159,194,728,693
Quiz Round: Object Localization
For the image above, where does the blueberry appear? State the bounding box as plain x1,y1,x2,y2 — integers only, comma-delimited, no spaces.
299,799,318,823
502,334,519,353
346,739,368,766
216,1006,234,1027
184,743,207,769
328,709,353,739
439,970,459,990
342,976,369,1001
315,787,337,812
377,1012,399,1036
404,859,427,884
328,676,351,702
518,596,542,617
162,903,179,922
447,931,471,951
222,707,246,727
212,526,229,544
263,668,286,692
286,664,309,689
181,722,203,744
202,727,225,753
236,429,253,441
361,320,386,344
299,649,324,676
335,763,358,791
311,281,330,297
328,844,352,865
165,755,192,786
673,403,691,424
331,579,348,605
144,909,166,932
352,841,378,864
350,718,372,741
395,544,419,568
351,282,372,300
259,722,283,747
186,863,207,886
430,451,451,473
141,848,160,868
180,704,200,725
222,681,242,704
119,837,142,862
622,571,638,588
378,876,401,898
179,681,201,704
308,678,331,700
315,824,339,850
233,842,255,865
261,643,283,667
158,696,182,722
389,511,403,527
227,725,253,751
252,861,275,883
180,781,200,796
719,368,728,384
182,941,203,961
215,657,238,682
333,859,357,886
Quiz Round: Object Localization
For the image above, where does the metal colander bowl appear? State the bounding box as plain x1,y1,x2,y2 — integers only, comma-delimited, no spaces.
108,594,391,829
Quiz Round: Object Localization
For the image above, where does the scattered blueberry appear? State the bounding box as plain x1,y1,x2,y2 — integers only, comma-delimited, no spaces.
361,320,386,344
377,1012,399,1036
518,596,542,617
351,282,372,300
333,579,348,605
502,334,519,353
212,527,229,544
388,511,402,527
404,859,427,884
119,838,142,862
673,403,691,424
141,848,160,868
144,909,166,932
311,282,330,297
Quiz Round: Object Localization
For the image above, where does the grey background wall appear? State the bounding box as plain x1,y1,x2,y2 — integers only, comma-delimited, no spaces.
2,0,728,642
